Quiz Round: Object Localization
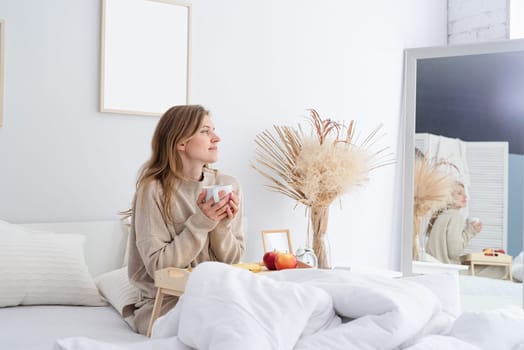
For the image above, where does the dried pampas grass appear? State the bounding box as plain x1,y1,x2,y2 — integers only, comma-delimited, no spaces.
413,155,455,259
252,109,393,209
252,109,393,268
295,138,371,207
414,158,454,218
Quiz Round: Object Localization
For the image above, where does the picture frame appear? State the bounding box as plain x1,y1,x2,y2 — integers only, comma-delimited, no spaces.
0,19,4,127
100,0,191,116
261,229,293,253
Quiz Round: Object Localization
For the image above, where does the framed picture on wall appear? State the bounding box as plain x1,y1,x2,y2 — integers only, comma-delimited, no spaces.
261,229,293,254
100,0,191,116
0,19,4,127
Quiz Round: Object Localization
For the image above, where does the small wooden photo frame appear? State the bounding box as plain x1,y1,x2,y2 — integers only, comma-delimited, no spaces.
261,229,292,253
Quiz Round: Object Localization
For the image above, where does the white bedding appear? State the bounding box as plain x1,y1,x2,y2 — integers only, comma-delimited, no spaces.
0,305,146,350
2,214,522,350
459,274,523,311
54,262,524,350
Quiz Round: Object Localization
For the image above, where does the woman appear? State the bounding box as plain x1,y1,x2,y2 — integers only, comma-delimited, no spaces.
425,182,481,264
126,105,245,335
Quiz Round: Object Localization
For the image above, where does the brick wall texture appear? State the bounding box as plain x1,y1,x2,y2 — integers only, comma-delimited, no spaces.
448,0,508,44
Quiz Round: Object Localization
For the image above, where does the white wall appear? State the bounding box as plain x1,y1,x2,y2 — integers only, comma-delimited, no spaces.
0,0,447,270
510,0,524,39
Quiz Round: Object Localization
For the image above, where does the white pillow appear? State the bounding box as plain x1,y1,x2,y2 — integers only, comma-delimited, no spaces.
95,267,139,317
0,220,106,307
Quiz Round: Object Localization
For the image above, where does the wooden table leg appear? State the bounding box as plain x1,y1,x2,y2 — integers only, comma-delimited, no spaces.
508,264,512,281
147,288,165,337
470,262,475,276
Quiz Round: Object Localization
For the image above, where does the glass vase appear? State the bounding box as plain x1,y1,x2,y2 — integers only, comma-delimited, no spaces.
310,206,331,269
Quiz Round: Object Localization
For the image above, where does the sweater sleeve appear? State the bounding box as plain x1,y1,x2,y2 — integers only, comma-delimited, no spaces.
207,184,245,263
445,212,476,261
133,182,218,276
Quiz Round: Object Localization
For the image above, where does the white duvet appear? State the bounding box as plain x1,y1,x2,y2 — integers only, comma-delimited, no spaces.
56,262,524,350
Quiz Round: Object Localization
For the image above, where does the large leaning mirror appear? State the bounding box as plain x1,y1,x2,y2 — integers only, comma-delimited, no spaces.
100,0,191,116
0,19,4,127
401,39,524,311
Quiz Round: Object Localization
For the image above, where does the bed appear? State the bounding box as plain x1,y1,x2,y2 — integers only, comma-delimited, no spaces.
414,258,524,312
53,263,524,350
459,274,523,312
0,219,147,350
2,219,524,350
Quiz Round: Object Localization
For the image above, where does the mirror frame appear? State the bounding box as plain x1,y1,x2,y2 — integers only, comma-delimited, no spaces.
400,39,524,279
0,19,4,127
99,0,191,116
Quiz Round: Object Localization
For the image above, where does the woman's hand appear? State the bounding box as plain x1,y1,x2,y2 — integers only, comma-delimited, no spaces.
197,190,238,221
470,221,482,233
226,191,240,219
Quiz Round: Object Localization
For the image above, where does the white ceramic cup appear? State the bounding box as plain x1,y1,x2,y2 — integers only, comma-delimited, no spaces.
203,184,233,203
468,217,481,224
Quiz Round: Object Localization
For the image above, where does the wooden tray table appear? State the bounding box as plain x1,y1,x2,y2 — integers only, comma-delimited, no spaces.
460,252,512,280
146,261,311,336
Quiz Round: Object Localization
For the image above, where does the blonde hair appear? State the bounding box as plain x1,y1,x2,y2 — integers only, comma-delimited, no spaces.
122,105,209,224
426,180,464,236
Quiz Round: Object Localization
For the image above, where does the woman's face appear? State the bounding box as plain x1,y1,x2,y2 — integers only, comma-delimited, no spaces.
179,114,220,166
452,185,467,208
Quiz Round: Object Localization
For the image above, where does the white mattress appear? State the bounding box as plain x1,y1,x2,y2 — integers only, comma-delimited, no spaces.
0,305,146,350
459,275,523,312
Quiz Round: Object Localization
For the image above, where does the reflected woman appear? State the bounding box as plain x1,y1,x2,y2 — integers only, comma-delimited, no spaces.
425,181,481,264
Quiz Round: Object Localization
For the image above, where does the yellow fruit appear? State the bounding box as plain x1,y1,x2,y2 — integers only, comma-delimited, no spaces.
232,263,262,273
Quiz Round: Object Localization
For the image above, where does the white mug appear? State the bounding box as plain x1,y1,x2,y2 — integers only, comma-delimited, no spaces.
468,217,481,224
203,184,233,203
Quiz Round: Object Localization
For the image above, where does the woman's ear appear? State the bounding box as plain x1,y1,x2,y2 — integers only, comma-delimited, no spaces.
177,137,192,152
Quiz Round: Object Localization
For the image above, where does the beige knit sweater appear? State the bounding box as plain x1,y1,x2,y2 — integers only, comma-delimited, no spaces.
127,168,245,334
425,208,476,264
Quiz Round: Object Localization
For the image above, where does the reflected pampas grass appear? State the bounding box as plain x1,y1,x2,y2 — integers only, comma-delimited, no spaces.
252,109,393,268
413,155,455,260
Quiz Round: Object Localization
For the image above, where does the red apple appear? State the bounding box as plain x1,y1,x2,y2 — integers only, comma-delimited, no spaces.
274,252,297,270
263,251,279,270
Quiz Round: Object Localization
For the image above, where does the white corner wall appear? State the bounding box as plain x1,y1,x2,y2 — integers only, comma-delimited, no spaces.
0,0,447,270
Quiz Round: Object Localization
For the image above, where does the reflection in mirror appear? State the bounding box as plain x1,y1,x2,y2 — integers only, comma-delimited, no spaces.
100,0,191,116
402,39,524,311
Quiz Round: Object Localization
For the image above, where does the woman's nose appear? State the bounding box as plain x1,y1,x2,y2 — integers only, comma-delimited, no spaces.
211,132,220,143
